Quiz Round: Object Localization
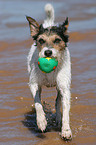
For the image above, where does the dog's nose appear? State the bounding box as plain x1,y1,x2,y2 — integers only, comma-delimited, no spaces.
44,50,52,57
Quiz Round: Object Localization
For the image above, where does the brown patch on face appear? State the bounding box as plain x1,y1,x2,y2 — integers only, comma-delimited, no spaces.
37,31,65,51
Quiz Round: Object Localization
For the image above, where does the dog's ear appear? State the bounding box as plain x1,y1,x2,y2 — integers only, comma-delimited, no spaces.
26,16,40,37
62,17,69,31
64,17,69,30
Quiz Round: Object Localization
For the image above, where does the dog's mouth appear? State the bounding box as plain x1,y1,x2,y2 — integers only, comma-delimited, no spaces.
41,55,58,60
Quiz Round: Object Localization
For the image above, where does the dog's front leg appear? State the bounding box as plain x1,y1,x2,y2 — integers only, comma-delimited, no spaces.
58,87,72,140
61,88,72,140
29,83,47,132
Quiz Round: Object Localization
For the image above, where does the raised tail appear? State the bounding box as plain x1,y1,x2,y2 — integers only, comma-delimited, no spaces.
43,3,55,28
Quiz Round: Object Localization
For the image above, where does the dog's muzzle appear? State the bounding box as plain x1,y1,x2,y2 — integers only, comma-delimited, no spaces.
39,47,58,58
44,50,52,57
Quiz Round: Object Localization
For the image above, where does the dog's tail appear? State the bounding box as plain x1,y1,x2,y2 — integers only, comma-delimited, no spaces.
43,3,55,28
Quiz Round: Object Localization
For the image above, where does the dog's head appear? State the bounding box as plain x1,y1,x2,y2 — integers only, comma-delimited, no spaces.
26,16,69,60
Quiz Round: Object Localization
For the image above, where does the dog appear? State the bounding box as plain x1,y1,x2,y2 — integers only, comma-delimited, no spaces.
26,4,72,140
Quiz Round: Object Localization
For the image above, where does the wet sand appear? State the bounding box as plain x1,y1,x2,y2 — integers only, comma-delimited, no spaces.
0,0,96,145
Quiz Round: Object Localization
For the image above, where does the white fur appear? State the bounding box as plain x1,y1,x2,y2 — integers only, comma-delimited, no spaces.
35,103,47,132
43,3,55,28
27,4,72,140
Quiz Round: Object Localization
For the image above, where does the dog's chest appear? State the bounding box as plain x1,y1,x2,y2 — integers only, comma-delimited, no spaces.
40,71,57,87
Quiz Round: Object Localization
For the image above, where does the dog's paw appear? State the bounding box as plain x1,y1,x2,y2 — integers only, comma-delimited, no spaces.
37,113,47,132
60,129,72,141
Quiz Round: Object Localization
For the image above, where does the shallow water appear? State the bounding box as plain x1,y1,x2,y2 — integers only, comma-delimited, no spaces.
0,0,96,145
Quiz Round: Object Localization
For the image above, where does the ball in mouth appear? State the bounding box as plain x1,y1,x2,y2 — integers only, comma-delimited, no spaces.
38,57,58,73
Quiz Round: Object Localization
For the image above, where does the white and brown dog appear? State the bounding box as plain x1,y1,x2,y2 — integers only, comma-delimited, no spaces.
26,4,72,140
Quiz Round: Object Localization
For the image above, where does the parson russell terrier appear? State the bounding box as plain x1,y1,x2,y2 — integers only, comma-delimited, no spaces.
26,4,72,140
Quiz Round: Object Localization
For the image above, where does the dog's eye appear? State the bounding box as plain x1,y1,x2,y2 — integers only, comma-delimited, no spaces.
54,38,61,44
39,38,45,44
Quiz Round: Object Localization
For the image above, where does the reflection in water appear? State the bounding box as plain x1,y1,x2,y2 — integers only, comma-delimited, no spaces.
22,102,61,135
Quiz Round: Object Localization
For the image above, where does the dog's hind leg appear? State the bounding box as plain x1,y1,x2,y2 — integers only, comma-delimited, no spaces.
29,83,47,132
55,91,61,128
